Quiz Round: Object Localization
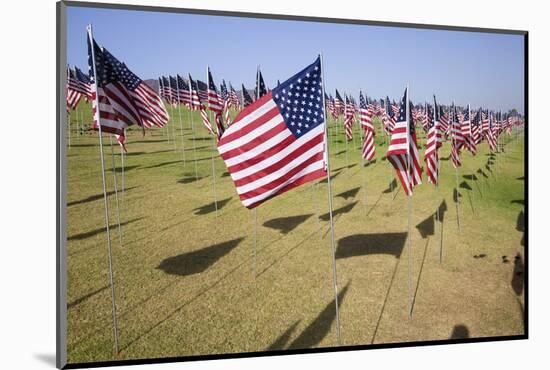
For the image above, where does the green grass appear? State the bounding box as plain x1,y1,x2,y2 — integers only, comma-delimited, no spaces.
65,101,525,363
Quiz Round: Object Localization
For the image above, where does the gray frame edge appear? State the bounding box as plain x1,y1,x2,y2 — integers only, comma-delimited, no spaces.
57,1,68,368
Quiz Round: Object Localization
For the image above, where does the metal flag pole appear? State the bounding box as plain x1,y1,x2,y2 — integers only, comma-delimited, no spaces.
109,135,123,249
207,66,219,217
468,104,475,215
189,75,199,181
320,53,341,345
311,182,323,239
87,24,119,354
176,76,186,167
67,111,71,149
168,77,177,152
120,139,125,204
406,84,413,319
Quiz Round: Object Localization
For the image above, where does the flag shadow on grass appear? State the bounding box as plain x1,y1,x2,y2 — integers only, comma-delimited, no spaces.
157,238,244,276
263,214,313,234
67,285,109,309
319,201,358,221
336,232,407,260
336,187,360,200
511,199,524,206
107,165,140,173
318,170,342,183
450,324,470,339
517,211,525,246
383,179,398,194
193,198,232,215
67,217,143,241
364,159,377,167
67,186,138,207
287,281,351,350
267,320,301,351
512,252,524,296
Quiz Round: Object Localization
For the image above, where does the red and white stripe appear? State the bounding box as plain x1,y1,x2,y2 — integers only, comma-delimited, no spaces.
218,92,326,209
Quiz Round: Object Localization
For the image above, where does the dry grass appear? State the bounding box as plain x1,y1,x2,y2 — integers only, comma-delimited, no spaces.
65,102,525,363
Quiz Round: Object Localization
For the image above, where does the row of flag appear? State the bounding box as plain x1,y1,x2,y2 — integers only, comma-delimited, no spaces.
70,26,523,210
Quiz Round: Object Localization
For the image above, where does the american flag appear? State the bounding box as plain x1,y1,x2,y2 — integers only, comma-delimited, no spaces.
326,93,337,119
450,104,463,168
220,80,232,126
68,66,92,100
386,87,422,196
472,109,482,145
383,96,396,134
438,104,449,139
87,28,169,145
229,83,240,109
162,76,174,104
461,105,476,154
344,95,354,140
481,109,489,136
242,84,253,107
189,74,214,135
67,67,83,111
176,74,190,106
486,111,498,152
334,89,344,116
169,76,179,107
207,67,225,138
217,57,327,209
425,97,442,185
254,68,268,100
359,91,375,161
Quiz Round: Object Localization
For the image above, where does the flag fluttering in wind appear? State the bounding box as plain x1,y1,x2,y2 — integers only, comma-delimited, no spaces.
486,111,498,152
87,27,169,146
169,76,179,107
67,66,92,111
461,105,476,155
189,74,215,135
334,89,344,116
176,74,190,106
242,84,253,107
471,109,482,146
450,104,463,168
254,68,267,99
359,91,375,161
207,67,225,138
344,95,354,140
218,57,327,209
386,87,422,196
383,96,396,134
425,96,442,185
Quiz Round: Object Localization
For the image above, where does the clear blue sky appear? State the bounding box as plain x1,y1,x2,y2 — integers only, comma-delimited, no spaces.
67,5,524,113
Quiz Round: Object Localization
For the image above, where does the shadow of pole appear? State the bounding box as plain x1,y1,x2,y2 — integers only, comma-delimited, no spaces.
410,238,430,317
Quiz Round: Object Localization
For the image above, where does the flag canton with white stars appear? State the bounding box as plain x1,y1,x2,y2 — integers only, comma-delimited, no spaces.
463,108,470,121
427,105,435,129
272,57,323,139
177,75,188,90
220,81,228,99
208,70,218,92
396,91,407,122
359,92,367,109
101,48,142,91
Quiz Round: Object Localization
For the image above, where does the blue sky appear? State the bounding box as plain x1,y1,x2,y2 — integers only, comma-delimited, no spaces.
67,6,524,113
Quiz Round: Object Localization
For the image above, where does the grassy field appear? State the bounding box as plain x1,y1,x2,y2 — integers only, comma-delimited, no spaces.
65,101,525,363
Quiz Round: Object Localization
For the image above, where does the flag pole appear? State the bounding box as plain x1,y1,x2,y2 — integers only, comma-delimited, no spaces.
120,140,125,204
207,66,218,217
189,76,199,181
320,53,341,345
406,84,413,319
109,135,123,249
168,77,177,152
176,76,186,167
87,24,119,354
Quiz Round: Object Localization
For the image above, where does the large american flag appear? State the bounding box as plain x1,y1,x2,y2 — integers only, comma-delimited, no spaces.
218,57,327,209
87,28,169,145
386,87,422,196
207,67,225,137
359,91,375,161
